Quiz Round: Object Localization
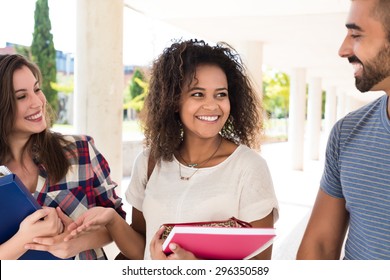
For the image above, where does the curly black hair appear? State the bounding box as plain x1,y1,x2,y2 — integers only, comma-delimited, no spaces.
140,39,264,162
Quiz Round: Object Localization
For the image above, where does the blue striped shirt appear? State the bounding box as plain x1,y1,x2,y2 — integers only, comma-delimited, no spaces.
321,94,390,260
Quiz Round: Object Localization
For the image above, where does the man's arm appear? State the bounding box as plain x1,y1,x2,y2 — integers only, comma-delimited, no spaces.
296,188,349,259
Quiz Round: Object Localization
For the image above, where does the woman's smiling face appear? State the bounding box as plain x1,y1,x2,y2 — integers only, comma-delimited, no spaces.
179,64,230,140
11,65,47,139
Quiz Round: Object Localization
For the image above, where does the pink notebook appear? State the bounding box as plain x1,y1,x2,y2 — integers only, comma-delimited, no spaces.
162,226,276,260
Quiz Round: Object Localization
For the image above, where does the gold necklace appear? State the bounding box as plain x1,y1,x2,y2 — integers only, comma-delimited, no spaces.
178,137,222,181
178,149,215,168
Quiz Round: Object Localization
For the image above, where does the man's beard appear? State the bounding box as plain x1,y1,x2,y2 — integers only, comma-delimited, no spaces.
350,44,390,92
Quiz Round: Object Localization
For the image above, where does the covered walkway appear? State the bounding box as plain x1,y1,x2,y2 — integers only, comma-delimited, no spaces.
262,140,325,259
72,0,384,187
55,0,385,259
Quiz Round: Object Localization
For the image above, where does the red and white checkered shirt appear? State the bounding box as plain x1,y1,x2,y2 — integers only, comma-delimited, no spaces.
33,134,126,260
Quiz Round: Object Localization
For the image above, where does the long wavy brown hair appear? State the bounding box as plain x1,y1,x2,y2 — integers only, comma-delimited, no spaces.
140,39,264,163
0,54,71,183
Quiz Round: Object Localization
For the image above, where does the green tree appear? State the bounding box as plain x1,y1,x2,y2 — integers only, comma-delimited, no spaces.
51,72,74,95
15,45,32,59
129,69,145,99
263,70,290,118
124,77,148,113
31,0,58,116
124,69,147,113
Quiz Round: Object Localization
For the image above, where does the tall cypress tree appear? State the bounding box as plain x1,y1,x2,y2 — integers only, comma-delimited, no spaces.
31,0,58,116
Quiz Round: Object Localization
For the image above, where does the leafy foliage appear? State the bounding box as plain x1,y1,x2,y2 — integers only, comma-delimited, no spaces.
129,69,145,100
31,0,58,116
15,45,32,59
51,73,74,95
263,70,290,118
124,78,148,112
124,69,148,113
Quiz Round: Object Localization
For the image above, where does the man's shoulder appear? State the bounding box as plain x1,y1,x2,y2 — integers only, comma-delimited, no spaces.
346,94,385,119
328,94,385,137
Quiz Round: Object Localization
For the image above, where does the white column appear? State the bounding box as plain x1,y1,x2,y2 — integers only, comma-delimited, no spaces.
75,0,124,184
324,86,337,139
235,41,263,97
337,90,346,121
288,68,306,170
345,93,359,114
307,77,322,160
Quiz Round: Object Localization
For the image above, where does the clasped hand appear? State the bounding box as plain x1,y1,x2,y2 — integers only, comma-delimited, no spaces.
19,206,63,239
23,207,78,259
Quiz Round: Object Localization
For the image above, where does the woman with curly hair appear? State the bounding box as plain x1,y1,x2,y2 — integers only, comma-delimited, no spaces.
66,39,278,260
0,54,136,260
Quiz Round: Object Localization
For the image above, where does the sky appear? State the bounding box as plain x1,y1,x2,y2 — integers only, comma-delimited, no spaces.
0,0,196,66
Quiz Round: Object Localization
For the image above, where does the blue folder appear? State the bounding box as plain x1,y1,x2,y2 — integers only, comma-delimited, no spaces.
0,173,69,260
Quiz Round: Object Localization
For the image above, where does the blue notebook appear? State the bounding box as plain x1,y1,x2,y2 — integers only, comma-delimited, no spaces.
0,173,68,260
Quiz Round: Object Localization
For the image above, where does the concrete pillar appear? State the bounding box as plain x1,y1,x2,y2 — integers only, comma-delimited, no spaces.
235,41,263,97
337,90,346,121
288,68,306,170
307,77,322,160
75,0,124,184
345,93,359,114
324,86,337,138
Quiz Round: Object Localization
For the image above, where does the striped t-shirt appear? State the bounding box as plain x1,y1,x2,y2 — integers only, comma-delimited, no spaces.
321,93,390,260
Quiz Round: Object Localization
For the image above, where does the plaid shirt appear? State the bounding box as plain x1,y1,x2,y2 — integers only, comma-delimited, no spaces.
33,134,126,260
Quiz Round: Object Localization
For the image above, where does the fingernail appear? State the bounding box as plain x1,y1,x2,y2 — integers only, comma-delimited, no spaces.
169,243,177,251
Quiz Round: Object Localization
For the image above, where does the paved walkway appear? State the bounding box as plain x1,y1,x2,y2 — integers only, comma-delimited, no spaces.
260,141,325,259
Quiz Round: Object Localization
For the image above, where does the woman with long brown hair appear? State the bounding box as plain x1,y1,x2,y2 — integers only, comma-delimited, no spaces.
0,54,128,260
